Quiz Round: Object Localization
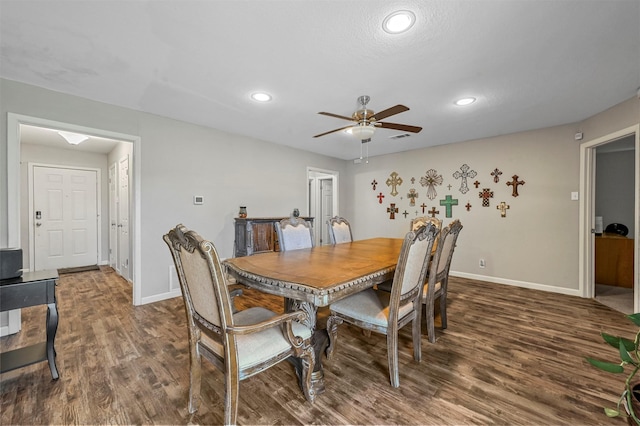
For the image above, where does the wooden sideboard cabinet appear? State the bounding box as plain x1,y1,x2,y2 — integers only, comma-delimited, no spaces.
234,217,314,257
595,235,634,288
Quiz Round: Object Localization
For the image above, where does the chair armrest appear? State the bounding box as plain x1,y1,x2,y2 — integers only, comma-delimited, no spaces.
227,310,308,335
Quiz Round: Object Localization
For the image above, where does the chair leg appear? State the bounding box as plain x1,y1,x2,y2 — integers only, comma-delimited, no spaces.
424,295,436,344
412,314,422,362
440,281,448,330
224,369,240,426
386,331,400,388
188,342,202,414
325,315,343,359
299,344,317,403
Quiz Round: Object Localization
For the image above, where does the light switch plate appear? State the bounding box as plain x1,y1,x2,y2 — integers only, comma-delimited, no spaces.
571,192,579,201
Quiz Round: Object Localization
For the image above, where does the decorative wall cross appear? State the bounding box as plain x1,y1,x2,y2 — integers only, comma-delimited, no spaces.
387,203,398,219
439,195,459,218
428,207,439,217
377,192,385,204
402,210,409,218
465,202,472,211
497,201,510,217
506,175,525,197
491,168,502,183
386,172,403,197
407,189,418,206
453,164,477,194
474,180,481,188
420,203,427,213
479,188,494,207
371,179,378,190
411,177,415,184
420,169,443,200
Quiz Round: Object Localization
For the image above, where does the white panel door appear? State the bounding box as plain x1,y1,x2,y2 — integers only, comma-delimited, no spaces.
33,166,98,270
118,156,130,280
320,178,334,245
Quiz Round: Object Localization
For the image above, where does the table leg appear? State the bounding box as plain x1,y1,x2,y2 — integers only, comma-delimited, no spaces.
46,302,59,380
285,298,327,396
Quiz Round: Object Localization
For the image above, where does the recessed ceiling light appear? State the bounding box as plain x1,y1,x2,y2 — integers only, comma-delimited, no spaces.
251,92,272,102
383,10,416,34
455,97,476,106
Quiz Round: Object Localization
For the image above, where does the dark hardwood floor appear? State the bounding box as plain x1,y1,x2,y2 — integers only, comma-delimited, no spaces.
1,266,634,425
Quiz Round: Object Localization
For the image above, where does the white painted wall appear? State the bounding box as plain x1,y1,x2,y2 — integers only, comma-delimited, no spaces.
0,78,347,303
1,78,638,304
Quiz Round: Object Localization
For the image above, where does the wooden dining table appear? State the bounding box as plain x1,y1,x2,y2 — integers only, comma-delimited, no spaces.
224,237,404,394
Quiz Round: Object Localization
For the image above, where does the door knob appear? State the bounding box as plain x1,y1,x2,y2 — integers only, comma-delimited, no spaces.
36,222,42,227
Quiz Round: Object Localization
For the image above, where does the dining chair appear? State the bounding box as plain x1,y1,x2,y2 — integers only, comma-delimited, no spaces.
325,223,438,387
275,217,315,251
327,216,353,244
423,219,463,343
163,224,316,425
411,216,442,232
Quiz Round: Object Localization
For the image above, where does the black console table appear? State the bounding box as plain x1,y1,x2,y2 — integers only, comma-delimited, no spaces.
0,270,59,379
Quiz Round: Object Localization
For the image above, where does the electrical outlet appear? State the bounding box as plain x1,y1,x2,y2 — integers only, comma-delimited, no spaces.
479,259,486,268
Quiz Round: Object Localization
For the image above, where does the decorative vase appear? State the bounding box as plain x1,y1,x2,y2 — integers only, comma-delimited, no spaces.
239,206,247,218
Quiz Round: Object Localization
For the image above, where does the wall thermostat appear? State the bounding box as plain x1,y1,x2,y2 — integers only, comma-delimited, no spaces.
193,195,204,205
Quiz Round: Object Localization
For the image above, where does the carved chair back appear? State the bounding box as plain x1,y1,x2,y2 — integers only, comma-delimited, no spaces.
411,216,442,232
327,216,353,244
276,217,315,251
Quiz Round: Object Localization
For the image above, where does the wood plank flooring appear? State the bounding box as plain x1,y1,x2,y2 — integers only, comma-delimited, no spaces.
0,266,634,425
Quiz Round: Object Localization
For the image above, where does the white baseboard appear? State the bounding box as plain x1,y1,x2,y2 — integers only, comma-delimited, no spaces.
451,271,582,297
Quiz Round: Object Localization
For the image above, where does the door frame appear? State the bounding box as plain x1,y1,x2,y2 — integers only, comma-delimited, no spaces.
579,124,639,311
7,113,143,305
307,167,339,244
27,163,102,271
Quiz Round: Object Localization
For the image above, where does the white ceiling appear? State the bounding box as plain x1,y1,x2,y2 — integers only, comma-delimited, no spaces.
1,1,639,160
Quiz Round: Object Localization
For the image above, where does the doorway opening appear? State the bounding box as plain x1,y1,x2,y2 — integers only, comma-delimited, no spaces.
307,167,339,245
579,125,639,313
7,113,142,306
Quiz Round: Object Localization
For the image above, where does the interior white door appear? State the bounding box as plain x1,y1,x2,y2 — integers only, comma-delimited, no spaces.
109,163,118,269
118,156,130,280
33,166,98,270
320,178,334,245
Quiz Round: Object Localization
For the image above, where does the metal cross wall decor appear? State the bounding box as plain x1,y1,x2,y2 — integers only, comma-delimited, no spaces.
439,195,459,218
453,164,477,194
387,203,399,219
479,188,494,207
507,175,525,197
497,201,510,217
386,172,403,197
407,189,418,206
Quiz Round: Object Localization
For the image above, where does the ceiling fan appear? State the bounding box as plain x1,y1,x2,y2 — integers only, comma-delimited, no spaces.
313,95,422,143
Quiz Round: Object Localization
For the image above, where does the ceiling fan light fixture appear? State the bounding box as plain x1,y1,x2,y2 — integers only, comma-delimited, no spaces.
250,92,272,102
348,124,376,140
383,10,416,34
455,97,476,106
58,131,89,145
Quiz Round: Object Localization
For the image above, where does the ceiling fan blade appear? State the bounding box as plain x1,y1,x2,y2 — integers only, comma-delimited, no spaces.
313,125,354,138
318,111,356,122
377,122,423,133
370,105,409,121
